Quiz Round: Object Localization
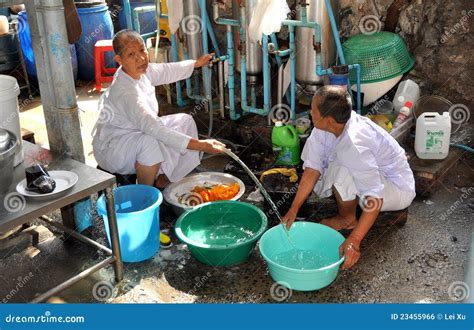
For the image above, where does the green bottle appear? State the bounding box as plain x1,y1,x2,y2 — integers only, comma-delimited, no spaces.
272,121,301,165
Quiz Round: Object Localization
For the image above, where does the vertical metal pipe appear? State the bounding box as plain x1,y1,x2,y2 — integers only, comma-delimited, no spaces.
218,60,225,118
239,2,248,113
38,0,84,161
200,0,211,114
171,33,187,106
262,35,270,114
289,25,296,120
105,186,124,282
226,25,239,119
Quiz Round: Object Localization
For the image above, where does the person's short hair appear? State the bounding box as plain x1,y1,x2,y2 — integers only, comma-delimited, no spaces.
313,86,352,124
112,29,144,56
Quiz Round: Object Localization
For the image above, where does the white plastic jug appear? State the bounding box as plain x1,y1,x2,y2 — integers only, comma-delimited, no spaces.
393,79,420,114
0,75,23,166
415,112,451,160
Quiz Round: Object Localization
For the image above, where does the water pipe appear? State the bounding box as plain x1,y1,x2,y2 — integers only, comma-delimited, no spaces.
170,33,188,107
200,0,212,125
323,0,361,113
123,0,132,30
269,33,291,104
239,0,271,116
212,1,240,119
324,0,345,64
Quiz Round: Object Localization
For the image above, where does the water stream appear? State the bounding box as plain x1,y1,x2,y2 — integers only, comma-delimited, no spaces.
222,148,333,270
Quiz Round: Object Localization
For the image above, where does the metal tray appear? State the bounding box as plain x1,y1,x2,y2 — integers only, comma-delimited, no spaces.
162,172,245,216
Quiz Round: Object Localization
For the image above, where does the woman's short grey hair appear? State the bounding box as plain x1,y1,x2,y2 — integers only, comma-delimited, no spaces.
112,29,145,56
313,85,352,124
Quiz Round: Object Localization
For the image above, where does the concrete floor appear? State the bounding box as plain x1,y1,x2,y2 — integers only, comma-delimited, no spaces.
2,85,473,303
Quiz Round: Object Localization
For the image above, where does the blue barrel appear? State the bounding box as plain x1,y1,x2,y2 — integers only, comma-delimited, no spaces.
17,11,78,81
118,0,157,35
76,4,114,81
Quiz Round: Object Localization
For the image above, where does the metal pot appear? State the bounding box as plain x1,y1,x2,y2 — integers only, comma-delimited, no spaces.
0,128,18,194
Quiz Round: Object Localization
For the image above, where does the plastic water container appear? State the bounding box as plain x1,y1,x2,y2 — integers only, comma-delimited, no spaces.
0,75,23,166
272,121,300,166
17,11,78,81
76,4,114,81
393,79,420,114
96,184,163,263
415,112,451,160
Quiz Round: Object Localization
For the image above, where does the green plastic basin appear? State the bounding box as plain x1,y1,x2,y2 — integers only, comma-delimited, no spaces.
259,222,345,291
175,201,268,266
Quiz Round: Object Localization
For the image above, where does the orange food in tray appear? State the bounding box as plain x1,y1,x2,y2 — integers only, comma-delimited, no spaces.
192,183,240,203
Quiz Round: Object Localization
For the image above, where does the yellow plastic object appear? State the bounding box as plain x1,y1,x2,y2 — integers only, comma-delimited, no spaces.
160,232,171,246
367,114,392,133
260,168,298,183
159,0,170,41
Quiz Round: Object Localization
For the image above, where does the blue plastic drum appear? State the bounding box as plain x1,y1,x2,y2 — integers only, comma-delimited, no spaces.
76,4,114,81
17,11,78,81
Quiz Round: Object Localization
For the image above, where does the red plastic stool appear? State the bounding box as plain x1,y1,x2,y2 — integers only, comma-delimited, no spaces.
94,40,117,92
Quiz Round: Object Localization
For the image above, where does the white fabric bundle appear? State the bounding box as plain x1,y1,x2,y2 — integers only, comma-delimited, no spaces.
167,0,184,34
248,0,290,43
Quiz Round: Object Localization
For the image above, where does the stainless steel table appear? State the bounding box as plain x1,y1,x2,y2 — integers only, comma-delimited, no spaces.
0,142,123,302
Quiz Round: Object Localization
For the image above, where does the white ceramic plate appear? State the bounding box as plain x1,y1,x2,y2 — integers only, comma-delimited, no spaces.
16,170,79,198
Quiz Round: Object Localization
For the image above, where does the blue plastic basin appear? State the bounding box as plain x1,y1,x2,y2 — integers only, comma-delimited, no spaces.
259,222,345,291
96,184,163,263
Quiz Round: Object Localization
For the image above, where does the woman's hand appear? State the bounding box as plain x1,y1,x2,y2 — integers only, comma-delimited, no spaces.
194,53,215,68
198,139,226,154
339,235,362,270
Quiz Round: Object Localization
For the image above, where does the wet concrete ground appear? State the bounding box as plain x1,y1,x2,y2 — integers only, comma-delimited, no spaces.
2,84,471,303
0,151,472,304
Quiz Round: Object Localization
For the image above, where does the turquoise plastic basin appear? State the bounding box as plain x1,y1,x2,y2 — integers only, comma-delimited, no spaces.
259,222,345,291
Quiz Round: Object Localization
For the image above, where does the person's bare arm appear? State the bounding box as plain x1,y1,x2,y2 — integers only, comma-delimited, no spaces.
187,138,224,154
282,167,321,229
339,196,382,270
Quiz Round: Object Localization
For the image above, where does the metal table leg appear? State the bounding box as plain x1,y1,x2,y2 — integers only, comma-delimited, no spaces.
104,186,123,282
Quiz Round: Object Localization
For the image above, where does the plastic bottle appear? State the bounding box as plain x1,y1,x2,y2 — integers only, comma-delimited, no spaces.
415,112,451,159
393,79,420,114
393,101,412,129
272,121,301,166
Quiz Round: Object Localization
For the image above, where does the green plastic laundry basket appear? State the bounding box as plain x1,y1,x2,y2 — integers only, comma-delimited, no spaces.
343,31,415,84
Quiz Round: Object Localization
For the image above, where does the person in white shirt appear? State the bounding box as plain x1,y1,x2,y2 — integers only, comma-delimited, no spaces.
92,30,224,189
282,86,416,270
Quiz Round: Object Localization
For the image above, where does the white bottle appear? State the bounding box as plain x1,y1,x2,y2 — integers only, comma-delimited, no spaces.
393,101,412,128
393,79,420,114
415,112,451,160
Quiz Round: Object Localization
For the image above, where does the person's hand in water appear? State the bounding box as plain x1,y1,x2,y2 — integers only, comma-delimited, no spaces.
194,53,215,68
339,236,361,270
282,208,298,230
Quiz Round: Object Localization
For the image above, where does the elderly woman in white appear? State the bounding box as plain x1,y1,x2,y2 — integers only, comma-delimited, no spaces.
282,86,416,270
92,30,224,189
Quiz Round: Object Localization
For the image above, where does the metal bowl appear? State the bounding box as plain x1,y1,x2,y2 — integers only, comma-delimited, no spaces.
163,172,245,216
0,128,18,194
